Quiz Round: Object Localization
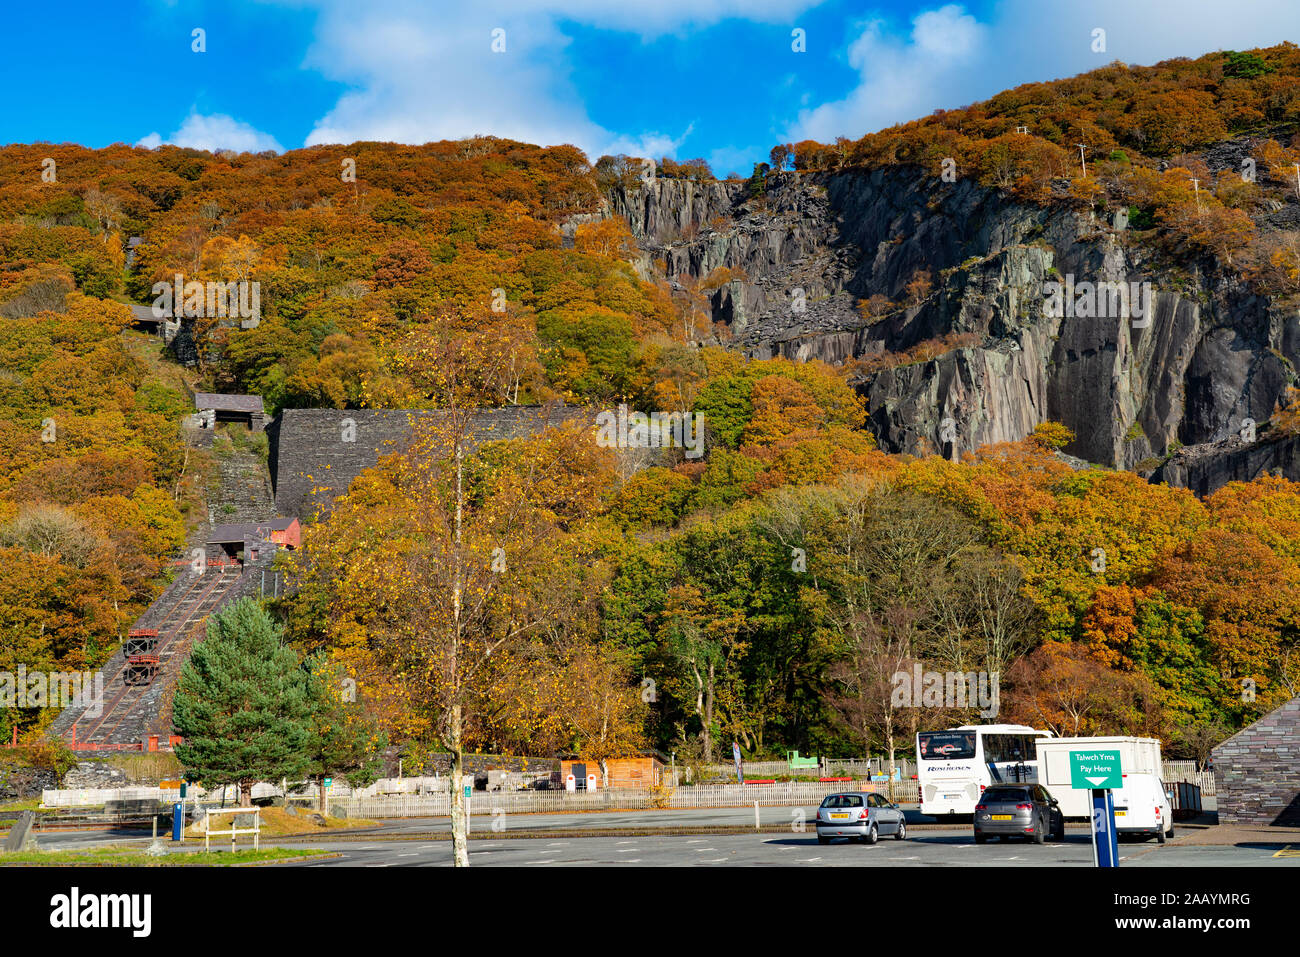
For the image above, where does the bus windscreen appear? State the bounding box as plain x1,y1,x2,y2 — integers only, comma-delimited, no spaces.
918,731,977,760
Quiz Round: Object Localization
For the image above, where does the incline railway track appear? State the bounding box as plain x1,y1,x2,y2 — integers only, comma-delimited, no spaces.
69,564,243,746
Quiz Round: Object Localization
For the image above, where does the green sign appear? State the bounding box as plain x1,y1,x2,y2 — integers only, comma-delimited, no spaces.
323,777,332,788
1069,749,1123,789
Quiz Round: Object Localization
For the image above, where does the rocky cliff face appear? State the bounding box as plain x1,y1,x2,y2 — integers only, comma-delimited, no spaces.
606,161,1300,489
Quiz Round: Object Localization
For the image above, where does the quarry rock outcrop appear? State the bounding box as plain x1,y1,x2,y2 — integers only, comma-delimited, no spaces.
607,161,1300,492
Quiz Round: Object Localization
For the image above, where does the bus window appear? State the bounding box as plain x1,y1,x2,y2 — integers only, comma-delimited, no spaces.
983,734,1034,764
918,731,976,760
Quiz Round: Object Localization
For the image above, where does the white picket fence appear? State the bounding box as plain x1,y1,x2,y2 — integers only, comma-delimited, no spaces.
42,781,281,808
41,786,172,808
1160,761,1216,796
698,757,917,781
331,780,921,819
38,758,1215,812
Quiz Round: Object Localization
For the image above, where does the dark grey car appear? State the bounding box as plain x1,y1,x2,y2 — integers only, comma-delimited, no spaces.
974,784,1064,844
816,792,907,845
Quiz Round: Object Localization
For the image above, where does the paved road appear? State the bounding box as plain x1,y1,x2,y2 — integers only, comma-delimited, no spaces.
32,804,1256,869
33,806,929,848
277,830,1298,867
35,825,1294,866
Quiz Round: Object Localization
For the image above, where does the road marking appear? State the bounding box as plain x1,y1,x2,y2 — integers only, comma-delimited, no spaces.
800,857,822,863
890,856,920,861
700,858,727,863
547,842,568,846
696,847,716,852
617,848,639,853
1274,845,1300,858
399,853,418,857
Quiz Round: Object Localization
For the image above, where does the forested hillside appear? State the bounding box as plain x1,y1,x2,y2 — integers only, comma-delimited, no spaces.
4,45,1300,764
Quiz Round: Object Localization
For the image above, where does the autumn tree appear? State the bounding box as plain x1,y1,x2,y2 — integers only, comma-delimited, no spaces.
769,144,793,172
540,646,648,788
1004,641,1163,737
288,327,615,863
904,269,933,306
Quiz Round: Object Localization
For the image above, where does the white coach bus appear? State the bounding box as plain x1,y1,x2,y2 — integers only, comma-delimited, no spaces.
916,724,1054,817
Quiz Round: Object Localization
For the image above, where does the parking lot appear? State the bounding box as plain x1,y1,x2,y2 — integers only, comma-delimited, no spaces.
279,829,1299,867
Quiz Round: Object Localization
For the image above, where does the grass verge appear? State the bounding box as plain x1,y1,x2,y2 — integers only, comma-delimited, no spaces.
183,805,377,839
0,846,333,866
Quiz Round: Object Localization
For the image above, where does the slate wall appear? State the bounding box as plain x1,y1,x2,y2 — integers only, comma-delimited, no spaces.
1212,697,1300,826
268,404,597,520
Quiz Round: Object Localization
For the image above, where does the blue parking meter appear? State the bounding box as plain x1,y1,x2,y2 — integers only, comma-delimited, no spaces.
172,802,183,841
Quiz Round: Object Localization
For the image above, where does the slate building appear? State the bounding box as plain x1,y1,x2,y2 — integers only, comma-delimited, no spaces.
207,518,301,563
193,392,267,430
1211,696,1300,826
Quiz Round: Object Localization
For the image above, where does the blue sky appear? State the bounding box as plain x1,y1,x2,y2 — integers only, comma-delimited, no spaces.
2,0,1299,173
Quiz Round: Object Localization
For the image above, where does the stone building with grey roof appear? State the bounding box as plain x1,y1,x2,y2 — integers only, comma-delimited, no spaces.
193,392,267,430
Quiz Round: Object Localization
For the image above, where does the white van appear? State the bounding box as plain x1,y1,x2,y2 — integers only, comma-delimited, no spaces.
1035,736,1175,841
1112,772,1175,843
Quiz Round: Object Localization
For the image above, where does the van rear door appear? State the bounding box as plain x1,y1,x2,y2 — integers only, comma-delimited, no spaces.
1113,774,1160,832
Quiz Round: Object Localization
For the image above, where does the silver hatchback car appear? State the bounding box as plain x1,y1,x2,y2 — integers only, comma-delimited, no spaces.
815,791,908,845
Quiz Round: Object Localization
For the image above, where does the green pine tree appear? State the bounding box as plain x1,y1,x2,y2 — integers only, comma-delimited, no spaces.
173,598,314,806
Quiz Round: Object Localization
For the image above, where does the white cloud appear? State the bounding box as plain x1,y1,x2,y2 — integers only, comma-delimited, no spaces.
271,0,1300,168
602,124,697,161
708,144,765,177
790,5,987,144
291,0,822,160
136,112,284,153
788,0,1300,145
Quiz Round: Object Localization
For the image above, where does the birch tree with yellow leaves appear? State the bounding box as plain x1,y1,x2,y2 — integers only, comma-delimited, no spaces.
290,326,615,864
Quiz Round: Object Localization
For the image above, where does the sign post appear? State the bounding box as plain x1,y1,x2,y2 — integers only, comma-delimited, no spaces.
1069,749,1122,868
1090,789,1120,868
